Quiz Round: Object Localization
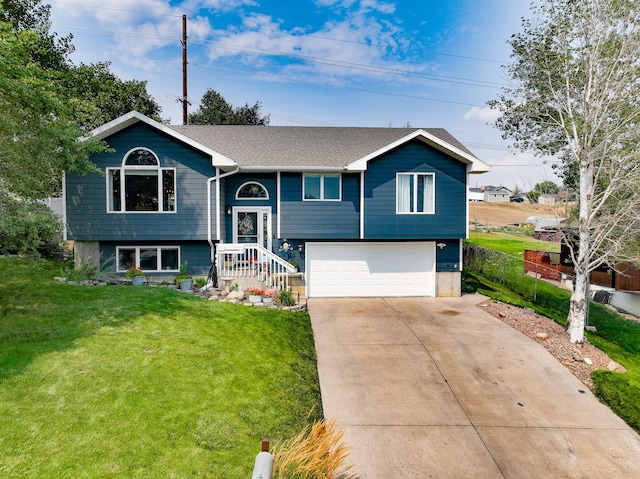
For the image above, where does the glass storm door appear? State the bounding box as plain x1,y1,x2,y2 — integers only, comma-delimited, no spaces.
232,207,271,250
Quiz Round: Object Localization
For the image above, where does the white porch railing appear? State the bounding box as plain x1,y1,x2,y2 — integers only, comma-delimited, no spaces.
216,243,298,292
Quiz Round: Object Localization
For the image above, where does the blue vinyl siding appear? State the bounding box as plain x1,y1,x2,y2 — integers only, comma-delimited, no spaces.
279,172,359,239
436,239,461,271
66,123,214,241
364,140,466,239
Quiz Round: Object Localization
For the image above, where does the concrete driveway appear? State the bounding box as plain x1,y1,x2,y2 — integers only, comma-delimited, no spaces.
308,295,640,479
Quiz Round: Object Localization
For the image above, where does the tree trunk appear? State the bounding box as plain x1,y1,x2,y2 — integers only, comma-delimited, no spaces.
568,267,588,343
567,158,592,344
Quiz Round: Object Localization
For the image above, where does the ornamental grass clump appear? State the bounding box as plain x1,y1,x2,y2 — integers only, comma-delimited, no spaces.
271,417,356,479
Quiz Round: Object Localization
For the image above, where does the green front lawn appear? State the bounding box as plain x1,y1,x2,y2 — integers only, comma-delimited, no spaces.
0,258,321,478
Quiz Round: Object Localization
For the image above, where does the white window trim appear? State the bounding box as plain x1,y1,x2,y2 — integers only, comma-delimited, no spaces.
106,147,177,214
302,173,342,201
235,181,269,200
116,246,181,273
122,146,159,166
396,172,435,214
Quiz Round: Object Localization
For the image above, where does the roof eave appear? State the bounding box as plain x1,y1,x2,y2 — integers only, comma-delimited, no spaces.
237,165,347,173
345,129,491,173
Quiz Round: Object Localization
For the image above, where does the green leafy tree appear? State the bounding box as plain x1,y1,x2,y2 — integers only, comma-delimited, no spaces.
0,0,73,69
188,89,270,125
488,0,640,343
534,180,559,195
0,23,106,199
66,62,163,130
0,22,108,253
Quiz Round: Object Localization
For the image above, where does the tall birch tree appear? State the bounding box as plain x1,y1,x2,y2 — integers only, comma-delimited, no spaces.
489,0,640,343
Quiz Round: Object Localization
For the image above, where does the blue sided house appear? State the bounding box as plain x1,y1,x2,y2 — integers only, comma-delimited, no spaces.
64,111,490,298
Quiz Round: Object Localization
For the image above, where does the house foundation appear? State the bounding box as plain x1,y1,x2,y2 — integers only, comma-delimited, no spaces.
74,241,100,271
436,271,462,297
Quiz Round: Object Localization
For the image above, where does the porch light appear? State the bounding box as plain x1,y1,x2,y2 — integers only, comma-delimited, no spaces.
226,205,232,216
437,242,447,250
297,242,304,253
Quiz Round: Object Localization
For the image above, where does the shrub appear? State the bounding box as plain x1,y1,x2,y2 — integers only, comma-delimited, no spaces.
277,290,296,307
0,195,62,256
195,277,206,288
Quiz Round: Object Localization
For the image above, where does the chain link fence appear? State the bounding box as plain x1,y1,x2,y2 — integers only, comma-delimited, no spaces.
463,243,567,303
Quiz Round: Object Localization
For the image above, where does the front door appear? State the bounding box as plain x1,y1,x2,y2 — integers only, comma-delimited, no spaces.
232,207,272,250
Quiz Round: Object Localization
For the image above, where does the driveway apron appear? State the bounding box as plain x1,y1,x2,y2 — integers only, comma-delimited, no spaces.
308,295,640,479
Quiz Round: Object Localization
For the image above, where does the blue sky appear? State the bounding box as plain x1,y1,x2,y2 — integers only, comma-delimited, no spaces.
48,0,560,190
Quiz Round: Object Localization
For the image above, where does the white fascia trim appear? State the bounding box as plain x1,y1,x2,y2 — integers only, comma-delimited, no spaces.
243,166,346,172
465,167,471,238
345,129,492,173
277,172,281,239
360,171,365,239
89,111,236,168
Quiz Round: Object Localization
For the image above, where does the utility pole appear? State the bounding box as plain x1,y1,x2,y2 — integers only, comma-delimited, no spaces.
180,14,189,125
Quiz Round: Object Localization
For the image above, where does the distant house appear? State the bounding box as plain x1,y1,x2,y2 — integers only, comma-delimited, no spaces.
64,112,491,298
468,187,484,201
482,186,511,203
538,193,556,205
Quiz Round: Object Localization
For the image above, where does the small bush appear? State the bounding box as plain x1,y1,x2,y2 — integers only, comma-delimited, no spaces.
277,290,296,306
195,278,206,288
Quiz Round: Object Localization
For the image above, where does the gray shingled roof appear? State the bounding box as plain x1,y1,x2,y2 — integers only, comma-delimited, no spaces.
168,125,478,169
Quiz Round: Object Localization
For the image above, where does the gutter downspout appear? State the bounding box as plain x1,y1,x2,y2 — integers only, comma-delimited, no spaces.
207,166,240,262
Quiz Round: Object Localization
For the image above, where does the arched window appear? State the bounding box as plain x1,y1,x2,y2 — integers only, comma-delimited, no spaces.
107,148,176,213
235,181,269,200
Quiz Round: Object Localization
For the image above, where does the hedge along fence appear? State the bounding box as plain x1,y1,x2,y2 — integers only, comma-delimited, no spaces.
463,243,572,321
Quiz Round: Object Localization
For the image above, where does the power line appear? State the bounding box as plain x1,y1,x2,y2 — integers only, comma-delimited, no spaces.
194,40,506,89
55,2,507,65
57,24,506,90
189,61,486,107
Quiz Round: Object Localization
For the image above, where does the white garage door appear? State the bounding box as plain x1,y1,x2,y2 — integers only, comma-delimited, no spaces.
306,242,436,298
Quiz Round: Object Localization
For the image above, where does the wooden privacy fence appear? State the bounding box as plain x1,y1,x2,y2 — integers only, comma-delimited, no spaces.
524,250,562,281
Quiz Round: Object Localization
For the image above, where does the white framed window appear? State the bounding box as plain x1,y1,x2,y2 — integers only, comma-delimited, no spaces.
107,147,176,213
303,174,341,201
396,172,435,214
235,181,269,200
117,246,180,273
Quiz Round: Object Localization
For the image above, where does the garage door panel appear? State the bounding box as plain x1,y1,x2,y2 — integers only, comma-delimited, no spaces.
307,242,435,298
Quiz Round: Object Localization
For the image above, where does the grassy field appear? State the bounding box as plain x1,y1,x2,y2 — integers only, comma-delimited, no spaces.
465,233,640,433
468,229,561,256
0,258,321,478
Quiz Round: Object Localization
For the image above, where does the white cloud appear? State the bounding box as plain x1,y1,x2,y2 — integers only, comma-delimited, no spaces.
463,105,501,122
204,7,437,86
